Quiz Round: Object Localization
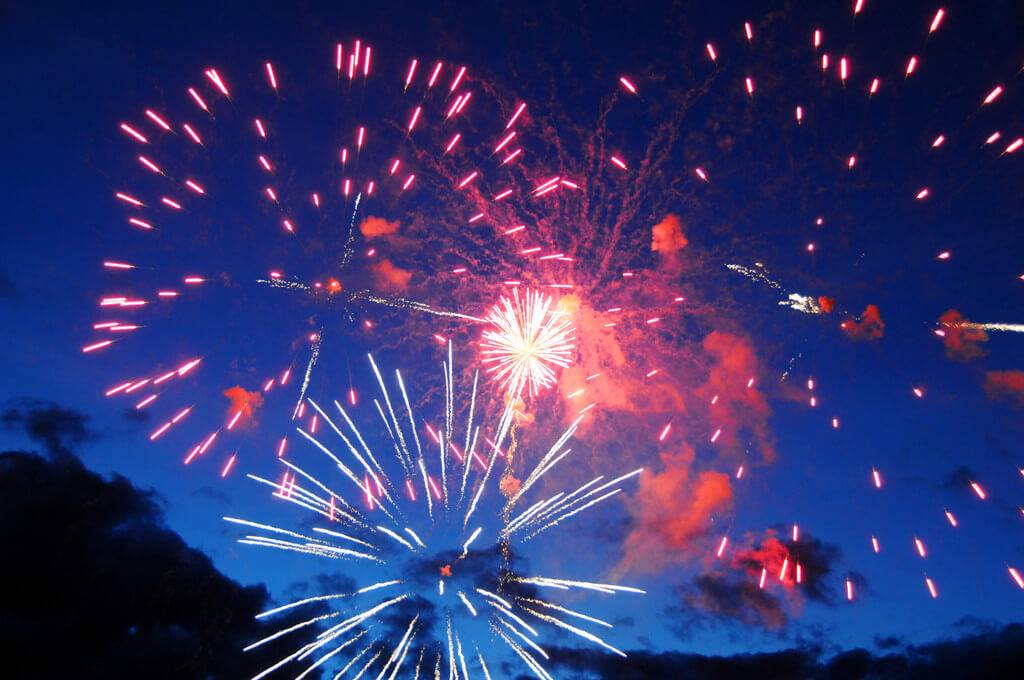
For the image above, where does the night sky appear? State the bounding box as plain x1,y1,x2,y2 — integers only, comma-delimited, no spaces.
3,0,1024,677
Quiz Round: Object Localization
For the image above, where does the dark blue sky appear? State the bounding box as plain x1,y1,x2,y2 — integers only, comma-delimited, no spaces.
2,0,1024,676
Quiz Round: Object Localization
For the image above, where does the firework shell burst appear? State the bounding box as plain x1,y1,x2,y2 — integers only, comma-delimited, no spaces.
227,347,643,679
88,36,582,480
480,289,576,398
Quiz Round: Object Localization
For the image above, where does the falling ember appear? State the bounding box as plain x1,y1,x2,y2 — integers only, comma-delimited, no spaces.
872,468,882,488
658,423,672,442
480,288,576,397
929,8,945,33
1009,567,1024,590
983,86,1003,105
503,102,527,130
220,453,237,478
925,577,938,599
945,510,958,527
710,428,722,443
871,536,880,553
745,77,754,95
913,387,924,397
970,482,987,500
915,538,927,558
407,106,422,132
427,60,443,88
618,76,637,94
115,192,144,207
906,56,918,75
182,124,202,145
846,579,854,601
144,110,171,131
82,340,113,353
705,43,717,61
204,68,229,97
716,535,728,558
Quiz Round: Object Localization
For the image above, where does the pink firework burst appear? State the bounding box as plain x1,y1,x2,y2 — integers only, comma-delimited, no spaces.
480,288,575,397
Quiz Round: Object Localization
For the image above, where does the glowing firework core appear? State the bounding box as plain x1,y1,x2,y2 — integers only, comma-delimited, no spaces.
481,289,575,397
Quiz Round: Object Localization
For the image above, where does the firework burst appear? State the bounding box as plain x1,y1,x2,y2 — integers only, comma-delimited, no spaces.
86,39,555,479
480,289,575,399
227,346,642,679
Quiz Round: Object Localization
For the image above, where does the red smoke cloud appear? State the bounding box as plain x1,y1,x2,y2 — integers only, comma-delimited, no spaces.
732,532,795,589
370,258,413,292
556,293,690,418
696,331,776,462
841,304,885,341
615,445,732,575
223,386,264,427
939,309,988,361
650,214,688,261
818,296,835,313
984,371,1024,407
359,215,400,238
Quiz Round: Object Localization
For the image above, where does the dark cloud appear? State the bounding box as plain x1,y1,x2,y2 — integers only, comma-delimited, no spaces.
0,407,329,677
775,530,843,605
676,573,788,633
1,399,93,458
282,571,359,606
546,622,1024,679
668,529,848,639
944,466,975,491
190,484,231,505
874,635,904,650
